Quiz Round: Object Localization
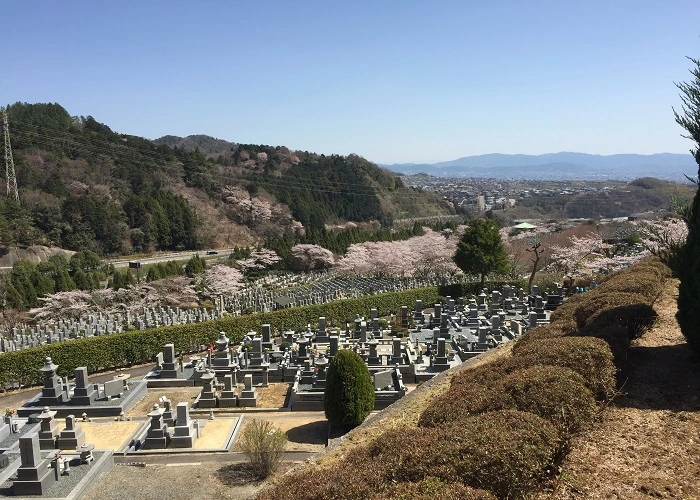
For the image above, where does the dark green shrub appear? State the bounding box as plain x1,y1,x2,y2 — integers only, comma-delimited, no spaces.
549,291,595,324
575,324,630,367
418,383,509,427
512,336,617,399
324,349,375,426
498,365,597,435
511,320,579,355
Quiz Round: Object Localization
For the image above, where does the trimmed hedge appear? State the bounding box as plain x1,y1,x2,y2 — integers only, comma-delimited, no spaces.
498,365,597,435
450,355,531,387
362,411,561,499
510,320,579,355
418,382,509,427
0,287,439,388
512,336,617,399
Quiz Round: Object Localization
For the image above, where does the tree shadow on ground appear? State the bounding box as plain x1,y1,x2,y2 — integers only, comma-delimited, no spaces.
614,343,700,412
285,421,328,445
214,462,262,487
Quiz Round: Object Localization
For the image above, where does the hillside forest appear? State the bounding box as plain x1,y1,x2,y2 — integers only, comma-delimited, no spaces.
0,102,453,256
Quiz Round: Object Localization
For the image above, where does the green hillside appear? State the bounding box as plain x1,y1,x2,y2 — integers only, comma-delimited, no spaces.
0,102,452,255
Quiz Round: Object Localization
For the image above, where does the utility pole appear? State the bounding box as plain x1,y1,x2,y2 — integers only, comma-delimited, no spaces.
2,107,19,203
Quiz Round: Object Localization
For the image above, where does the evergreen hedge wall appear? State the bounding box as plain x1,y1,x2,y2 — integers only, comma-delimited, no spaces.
0,287,439,388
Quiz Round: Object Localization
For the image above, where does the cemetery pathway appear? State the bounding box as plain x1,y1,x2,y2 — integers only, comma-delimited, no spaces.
539,278,700,499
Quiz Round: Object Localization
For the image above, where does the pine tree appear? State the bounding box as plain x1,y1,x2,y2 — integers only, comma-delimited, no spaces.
674,57,700,352
454,218,509,287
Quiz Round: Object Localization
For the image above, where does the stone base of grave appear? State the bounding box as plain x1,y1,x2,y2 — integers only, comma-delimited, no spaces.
218,393,238,408
13,460,56,496
17,380,149,418
143,428,171,449
238,389,257,407
195,396,217,409
431,362,451,372
70,386,98,406
57,427,86,450
170,424,198,448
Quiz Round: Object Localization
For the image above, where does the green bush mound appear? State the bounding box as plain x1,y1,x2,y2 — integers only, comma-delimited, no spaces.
372,477,497,500
324,349,375,426
512,336,617,399
498,365,597,435
571,292,650,326
368,411,561,499
418,382,509,427
511,320,579,355
450,355,531,387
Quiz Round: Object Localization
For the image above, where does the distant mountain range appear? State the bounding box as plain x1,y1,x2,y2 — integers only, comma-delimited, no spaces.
381,153,697,182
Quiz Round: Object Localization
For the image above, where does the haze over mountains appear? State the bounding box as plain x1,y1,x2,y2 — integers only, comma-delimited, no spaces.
382,153,696,182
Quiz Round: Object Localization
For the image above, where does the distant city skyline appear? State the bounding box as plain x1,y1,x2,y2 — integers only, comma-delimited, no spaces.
2,1,699,164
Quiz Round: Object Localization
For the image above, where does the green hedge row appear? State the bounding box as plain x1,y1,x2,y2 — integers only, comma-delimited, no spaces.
0,287,439,389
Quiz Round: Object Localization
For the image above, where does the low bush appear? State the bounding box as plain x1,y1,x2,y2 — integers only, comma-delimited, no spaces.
498,365,597,435
511,320,579,355
418,382,508,427
582,301,659,341
575,324,630,367
450,355,531,387
378,411,561,499
373,477,496,500
549,291,594,324
594,270,665,301
238,419,287,479
512,336,617,399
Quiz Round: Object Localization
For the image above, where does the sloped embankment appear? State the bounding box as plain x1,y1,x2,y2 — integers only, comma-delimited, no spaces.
255,258,680,499
537,277,700,499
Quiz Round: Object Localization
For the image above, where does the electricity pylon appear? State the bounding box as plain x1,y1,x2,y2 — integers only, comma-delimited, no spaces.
2,107,19,203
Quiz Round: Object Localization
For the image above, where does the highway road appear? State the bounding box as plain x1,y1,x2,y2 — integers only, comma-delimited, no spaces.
106,248,238,269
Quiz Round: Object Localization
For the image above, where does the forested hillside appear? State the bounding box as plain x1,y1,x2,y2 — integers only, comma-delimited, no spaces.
0,102,452,256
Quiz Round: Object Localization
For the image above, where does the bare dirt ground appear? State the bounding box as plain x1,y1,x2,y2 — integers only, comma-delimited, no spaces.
126,388,201,417
538,279,700,499
231,412,327,453
83,460,300,500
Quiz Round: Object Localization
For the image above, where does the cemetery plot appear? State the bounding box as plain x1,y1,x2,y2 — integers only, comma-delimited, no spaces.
126,388,200,417
231,413,328,453
59,420,141,451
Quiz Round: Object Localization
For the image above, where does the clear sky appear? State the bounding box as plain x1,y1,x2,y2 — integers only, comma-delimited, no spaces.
2,1,698,164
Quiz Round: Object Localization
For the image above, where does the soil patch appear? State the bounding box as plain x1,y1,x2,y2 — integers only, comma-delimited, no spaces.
232,412,327,453
127,388,200,417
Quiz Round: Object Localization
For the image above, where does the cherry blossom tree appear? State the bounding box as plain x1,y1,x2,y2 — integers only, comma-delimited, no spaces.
196,264,244,298
636,218,688,262
289,244,335,271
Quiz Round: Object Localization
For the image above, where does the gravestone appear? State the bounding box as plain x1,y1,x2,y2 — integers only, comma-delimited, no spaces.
160,344,179,378
196,371,218,408
70,367,97,405
238,374,258,407
218,374,238,408
391,337,404,365
329,336,339,357
432,338,450,372
171,402,198,448
373,369,393,390
57,414,86,449
103,379,124,399
13,434,56,496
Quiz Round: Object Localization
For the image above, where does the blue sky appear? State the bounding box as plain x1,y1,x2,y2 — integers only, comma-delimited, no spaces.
2,1,699,163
